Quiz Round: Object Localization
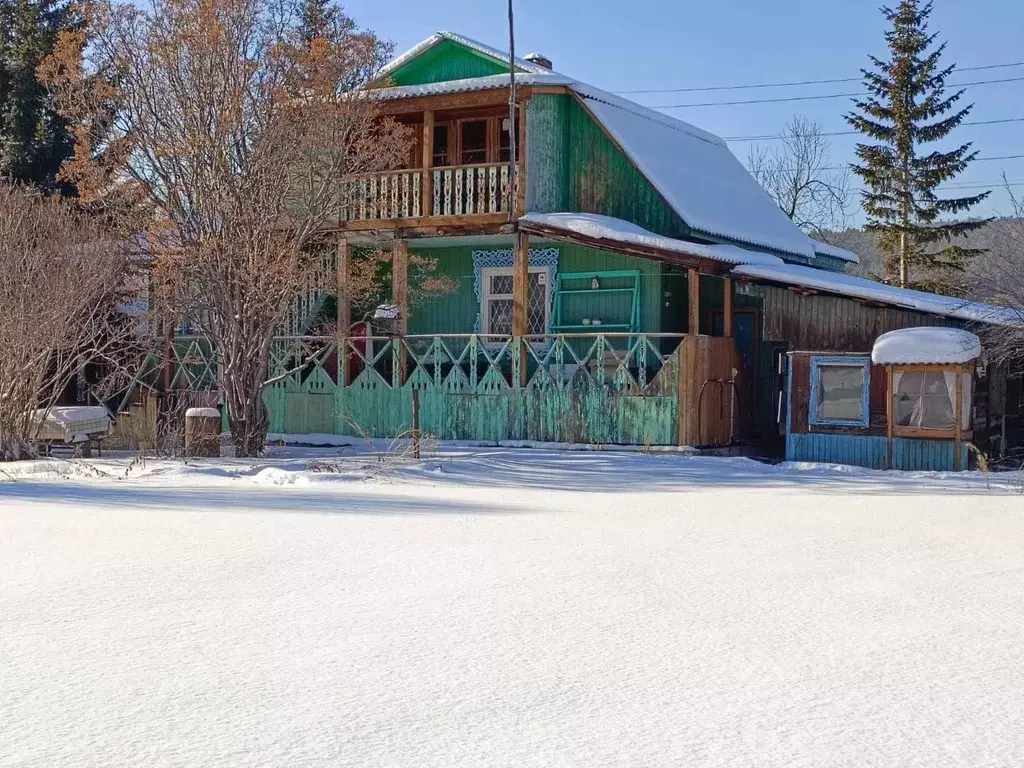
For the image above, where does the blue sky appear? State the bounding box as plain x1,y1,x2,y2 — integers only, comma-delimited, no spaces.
345,0,1024,222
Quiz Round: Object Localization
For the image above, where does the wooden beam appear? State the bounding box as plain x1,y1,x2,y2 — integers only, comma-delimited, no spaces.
688,268,700,335
392,239,409,335
886,365,894,470
515,95,528,219
338,212,509,232
954,364,964,471
512,229,530,387
723,277,734,338
512,229,530,337
421,110,434,217
368,84,571,117
392,239,409,385
516,220,732,274
336,236,351,332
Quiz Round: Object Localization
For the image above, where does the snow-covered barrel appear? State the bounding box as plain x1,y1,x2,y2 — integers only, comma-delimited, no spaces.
184,407,221,458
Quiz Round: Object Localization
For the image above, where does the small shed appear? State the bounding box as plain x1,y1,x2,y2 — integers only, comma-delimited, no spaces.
784,328,981,471
872,328,980,471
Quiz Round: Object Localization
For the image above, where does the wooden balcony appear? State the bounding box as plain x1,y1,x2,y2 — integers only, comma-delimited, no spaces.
340,161,518,231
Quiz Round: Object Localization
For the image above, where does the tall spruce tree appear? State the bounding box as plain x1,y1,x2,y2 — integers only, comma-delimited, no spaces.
0,0,78,194
845,0,991,291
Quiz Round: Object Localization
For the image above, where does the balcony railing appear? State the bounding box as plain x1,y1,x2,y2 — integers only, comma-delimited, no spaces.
342,162,515,223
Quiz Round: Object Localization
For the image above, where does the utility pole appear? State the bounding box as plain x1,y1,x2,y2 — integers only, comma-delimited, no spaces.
507,0,517,221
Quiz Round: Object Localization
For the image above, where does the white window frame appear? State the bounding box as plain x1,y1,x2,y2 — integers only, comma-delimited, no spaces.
480,266,550,338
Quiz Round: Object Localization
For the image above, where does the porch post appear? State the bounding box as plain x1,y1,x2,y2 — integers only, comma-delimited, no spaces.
393,239,409,384
954,364,964,471
512,229,530,386
421,110,434,217
688,268,700,335
336,235,351,333
886,365,894,469
336,235,351,384
723,277,734,337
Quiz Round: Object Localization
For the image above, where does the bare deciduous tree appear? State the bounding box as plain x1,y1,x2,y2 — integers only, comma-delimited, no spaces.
748,115,851,238
0,182,134,460
43,0,411,456
962,175,1024,362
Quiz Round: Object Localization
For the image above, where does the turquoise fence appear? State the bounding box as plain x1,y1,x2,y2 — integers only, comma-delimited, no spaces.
262,333,686,445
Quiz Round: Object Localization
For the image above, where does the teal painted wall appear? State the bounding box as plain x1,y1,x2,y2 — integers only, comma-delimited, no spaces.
408,242,664,335
566,98,690,238
526,93,571,212
786,432,968,471
384,39,513,86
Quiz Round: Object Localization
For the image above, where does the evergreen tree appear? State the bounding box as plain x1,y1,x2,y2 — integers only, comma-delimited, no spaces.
297,0,339,46
845,0,991,291
0,0,78,194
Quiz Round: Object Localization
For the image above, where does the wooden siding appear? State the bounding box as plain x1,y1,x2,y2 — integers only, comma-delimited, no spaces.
787,432,967,472
741,283,958,454
741,283,953,350
407,242,663,335
385,39,511,86
565,98,690,238
525,93,571,212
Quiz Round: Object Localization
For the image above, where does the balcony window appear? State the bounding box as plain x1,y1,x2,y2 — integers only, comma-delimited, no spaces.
432,123,449,168
460,120,488,165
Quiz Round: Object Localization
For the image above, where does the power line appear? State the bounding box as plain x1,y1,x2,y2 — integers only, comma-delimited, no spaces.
648,75,1024,109
615,61,1024,95
724,116,1024,142
764,154,1024,174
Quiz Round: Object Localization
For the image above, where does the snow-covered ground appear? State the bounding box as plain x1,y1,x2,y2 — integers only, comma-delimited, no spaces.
2,447,1024,767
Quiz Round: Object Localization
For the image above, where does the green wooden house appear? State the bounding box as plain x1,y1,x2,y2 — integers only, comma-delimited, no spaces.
249,31,1022,462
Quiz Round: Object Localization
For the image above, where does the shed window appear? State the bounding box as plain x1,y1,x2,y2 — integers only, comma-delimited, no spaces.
893,370,971,430
809,357,870,427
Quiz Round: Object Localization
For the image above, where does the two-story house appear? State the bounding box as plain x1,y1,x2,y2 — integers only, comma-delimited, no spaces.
254,31,1022,468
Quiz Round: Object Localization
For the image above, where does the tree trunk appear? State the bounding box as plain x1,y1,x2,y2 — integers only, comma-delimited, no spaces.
222,340,271,457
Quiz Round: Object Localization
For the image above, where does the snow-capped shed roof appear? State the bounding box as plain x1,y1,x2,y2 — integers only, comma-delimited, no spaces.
732,262,1023,327
871,328,982,365
371,34,823,261
374,31,555,82
811,240,859,264
520,212,784,267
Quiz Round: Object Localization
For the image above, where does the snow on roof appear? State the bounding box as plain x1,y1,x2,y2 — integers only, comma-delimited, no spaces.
520,212,785,266
573,85,818,261
811,239,859,264
367,72,573,101
375,31,554,82
369,32,829,262
732,262,1023,327
871,328,982,365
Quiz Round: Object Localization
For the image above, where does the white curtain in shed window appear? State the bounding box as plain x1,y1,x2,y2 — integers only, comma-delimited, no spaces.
893,370,971,429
